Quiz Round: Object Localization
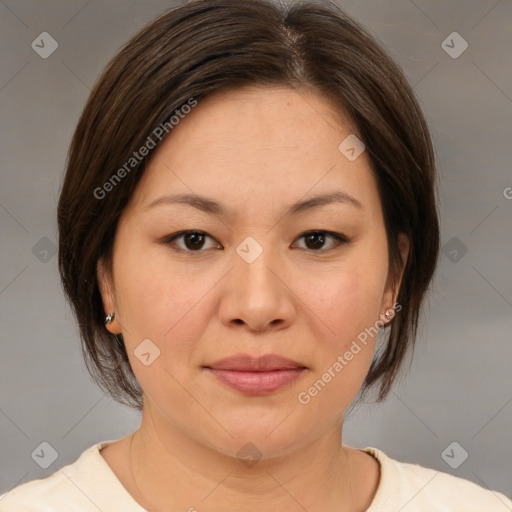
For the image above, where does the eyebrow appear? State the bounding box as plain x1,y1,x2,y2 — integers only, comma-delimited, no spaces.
144,190,363,216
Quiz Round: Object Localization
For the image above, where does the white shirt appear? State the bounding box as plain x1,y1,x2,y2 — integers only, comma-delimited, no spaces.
1,440,511,511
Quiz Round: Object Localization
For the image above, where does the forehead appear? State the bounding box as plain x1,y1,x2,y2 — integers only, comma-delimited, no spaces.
127,85,380,219
168,84,359,148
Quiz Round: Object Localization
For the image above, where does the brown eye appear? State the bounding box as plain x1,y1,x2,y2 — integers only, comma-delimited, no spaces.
163,231,221,252
183,232,206,250
293,231,348,252
304,232,326,250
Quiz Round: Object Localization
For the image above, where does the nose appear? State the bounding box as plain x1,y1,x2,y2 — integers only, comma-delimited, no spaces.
217,244,296,332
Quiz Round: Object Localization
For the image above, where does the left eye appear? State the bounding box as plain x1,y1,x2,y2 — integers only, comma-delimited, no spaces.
292,231,348,251
161,230,348,253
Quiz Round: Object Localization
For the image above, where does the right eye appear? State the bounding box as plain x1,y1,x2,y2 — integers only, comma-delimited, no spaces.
161,230,222,253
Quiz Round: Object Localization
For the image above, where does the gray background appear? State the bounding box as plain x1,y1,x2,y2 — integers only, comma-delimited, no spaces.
1,0,511,502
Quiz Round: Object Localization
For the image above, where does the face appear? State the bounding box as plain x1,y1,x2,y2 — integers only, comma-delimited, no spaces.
98,85,407,458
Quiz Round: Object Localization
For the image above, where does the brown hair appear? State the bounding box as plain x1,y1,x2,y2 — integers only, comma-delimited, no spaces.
58,0,439,411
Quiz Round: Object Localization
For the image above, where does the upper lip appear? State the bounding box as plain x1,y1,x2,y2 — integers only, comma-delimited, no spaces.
204,353,307,371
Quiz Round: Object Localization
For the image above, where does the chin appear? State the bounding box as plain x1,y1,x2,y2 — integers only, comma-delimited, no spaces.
206,411,316,458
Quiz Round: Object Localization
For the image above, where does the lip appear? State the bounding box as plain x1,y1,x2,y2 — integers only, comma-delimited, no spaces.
203,354,307,395
205,353,306,371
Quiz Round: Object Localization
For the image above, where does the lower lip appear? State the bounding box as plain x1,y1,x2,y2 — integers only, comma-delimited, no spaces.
205,368,306,395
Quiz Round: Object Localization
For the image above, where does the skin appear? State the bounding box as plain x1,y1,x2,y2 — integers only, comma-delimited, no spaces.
98,85,409,511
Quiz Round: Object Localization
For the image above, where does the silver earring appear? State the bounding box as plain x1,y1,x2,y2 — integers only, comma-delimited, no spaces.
385,310,393,319
105,312,115,324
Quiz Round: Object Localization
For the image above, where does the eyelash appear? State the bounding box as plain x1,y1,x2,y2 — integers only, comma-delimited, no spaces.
160,230,349,254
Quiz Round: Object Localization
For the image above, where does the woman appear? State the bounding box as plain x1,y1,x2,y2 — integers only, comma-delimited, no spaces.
2,0,510,510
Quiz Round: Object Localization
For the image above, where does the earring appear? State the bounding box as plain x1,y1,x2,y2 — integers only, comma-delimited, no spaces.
105,312,115,324
385,310,393,319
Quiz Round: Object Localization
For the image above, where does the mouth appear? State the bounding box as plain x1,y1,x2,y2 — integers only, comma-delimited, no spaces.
203,353,308,395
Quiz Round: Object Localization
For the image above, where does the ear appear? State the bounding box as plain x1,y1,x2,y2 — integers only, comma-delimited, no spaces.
380,233,409,323
97,257,122,334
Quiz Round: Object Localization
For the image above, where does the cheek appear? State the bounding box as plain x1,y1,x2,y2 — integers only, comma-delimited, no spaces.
295,260,388,405
293,274,383,415
311,263,387,346
113,242,217,354
113,253,215,398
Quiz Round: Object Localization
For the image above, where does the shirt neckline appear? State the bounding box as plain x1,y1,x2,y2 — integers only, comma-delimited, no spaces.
88,440,394,511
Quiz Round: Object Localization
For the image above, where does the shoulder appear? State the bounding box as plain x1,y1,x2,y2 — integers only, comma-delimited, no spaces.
364,447,512,511
0,469,67,512
0,440,141,512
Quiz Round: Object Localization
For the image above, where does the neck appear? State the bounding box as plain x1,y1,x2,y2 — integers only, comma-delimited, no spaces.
127,408,355,511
